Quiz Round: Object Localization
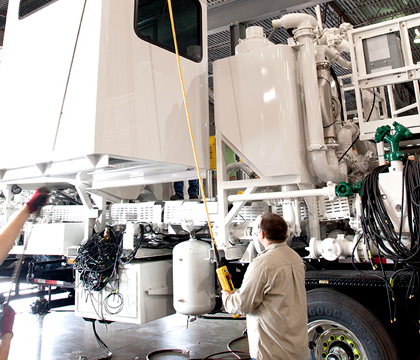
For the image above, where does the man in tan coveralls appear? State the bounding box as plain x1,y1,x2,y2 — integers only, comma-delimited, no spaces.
222,212,308,360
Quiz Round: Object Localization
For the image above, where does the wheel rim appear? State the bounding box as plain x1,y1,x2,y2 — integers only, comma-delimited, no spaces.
307,320,368,360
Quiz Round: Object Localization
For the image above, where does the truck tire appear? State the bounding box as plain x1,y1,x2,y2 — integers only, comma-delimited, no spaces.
307,288,398,360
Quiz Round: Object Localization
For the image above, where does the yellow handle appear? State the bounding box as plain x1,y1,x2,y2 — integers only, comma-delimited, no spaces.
217,266,240,319
217,266,235,292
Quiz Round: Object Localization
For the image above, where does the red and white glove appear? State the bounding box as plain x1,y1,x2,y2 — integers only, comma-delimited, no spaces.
0,304,15,337
26,187,50,214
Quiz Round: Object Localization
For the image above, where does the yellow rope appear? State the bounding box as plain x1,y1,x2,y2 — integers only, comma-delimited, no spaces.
167,0,216,244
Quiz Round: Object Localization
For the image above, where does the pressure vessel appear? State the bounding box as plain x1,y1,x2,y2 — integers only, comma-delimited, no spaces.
173,238,215,315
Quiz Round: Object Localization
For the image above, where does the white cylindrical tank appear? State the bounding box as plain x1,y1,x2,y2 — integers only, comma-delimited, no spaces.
173,239,215,316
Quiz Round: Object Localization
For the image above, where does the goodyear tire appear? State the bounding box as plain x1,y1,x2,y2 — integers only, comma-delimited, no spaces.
307,288,398,360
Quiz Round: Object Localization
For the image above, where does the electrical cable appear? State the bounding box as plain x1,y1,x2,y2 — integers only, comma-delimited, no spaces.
119,224,144,265
74,226,124,291
76,223,169,327
51,189,82,205
361,162,420,270
403,269,420,330
91,320,113,359
351,233,395,323
201,350,251,359
103,291,124,315
364,91,377,123
358,159,420,325
227,335,247,359
52,0,88,151
338,135,360,163
145,323,250,359
146,349,252,360
146,349,189,360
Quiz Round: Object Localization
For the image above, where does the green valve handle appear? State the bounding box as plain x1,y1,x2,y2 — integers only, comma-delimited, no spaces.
374,121,412,161
336,181,363,197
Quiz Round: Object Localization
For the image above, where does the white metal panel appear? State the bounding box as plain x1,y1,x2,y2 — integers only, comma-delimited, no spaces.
39,205,86,222
0,0,90,168
317,197,352,221
75,260,174,324
109,202,162,224
0,0,209,182
164,200,218,226
213,44,312,181
379,171,409,233
51,0,102,160
10,223,84,255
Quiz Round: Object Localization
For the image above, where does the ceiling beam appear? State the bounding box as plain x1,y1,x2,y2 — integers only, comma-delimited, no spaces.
208,0,329,34
327,1,352,24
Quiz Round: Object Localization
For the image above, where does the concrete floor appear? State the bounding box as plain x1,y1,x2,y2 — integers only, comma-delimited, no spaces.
8,306,249,360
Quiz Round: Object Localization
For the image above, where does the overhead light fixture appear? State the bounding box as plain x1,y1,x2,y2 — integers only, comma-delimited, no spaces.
414,28,420,44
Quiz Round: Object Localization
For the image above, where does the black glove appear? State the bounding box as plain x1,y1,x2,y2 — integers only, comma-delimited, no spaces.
26,187,50,214
0,304,15,337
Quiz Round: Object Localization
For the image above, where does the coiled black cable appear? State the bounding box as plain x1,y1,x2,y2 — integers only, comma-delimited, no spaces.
74,226,124,291
360,163,420,268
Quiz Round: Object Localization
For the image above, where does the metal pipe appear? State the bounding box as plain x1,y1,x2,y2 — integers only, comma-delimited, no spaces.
376,141,386,166
227,183,336,202
299,32,325,147
331,52,352,69
230,23,241,56
315,5,323,33
318,67,336,139
272,14,318,30
273,13,346,183
337,122,359,157
226,161,259,179
299,32,346,182
317,45,351,69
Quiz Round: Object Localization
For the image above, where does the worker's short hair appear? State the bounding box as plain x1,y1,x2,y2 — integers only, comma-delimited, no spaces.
259,213,288,243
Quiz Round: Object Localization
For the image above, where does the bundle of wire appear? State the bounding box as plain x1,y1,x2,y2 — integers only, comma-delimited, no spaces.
118,224,144,264
74,226,124,291
360,160,420,270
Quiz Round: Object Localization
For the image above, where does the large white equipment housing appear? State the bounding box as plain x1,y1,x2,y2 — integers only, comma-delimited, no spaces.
214,43,312,181
0,0,209,189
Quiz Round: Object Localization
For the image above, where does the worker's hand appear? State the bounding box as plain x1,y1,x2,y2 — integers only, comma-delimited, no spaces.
26,187,50,214
0,304,15,337
221,290,233,299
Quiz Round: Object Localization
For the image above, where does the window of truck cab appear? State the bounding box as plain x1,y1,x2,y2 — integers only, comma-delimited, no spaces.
19,0,58,19
134,0,202,62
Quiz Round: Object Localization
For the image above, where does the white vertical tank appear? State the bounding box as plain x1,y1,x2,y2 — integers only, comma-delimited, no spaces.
173,239,215,315
214,30,315,184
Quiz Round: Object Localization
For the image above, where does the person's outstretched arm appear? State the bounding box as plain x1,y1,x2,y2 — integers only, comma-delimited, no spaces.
0,205,30,265
0,333,13,360
0,187,50,264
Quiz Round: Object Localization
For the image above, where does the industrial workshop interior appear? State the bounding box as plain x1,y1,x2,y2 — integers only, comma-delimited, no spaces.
1,0,420,359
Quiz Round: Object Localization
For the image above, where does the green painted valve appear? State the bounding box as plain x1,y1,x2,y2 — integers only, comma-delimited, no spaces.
336,181,362,197
374,121,412,161
336,182,353,197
